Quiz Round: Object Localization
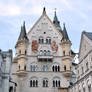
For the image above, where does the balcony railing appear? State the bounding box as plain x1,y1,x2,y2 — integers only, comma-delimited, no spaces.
38,55,53,62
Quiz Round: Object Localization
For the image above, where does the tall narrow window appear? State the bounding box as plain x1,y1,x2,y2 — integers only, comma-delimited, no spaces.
53,80,60,87
30,80,32,87
86,62,88,71
47,50,50,56
46,39,48,44
19,65,20,70
19,50,21,55
42,39,44,44
25,50,27,55
36,80,38,87
58,80,60,87
52,66,54,72
53,80,55,87
43,65,48,71
63,51,65,56
58,66,60,72
83,88,85,92
64,65,66,71
88,85,91,92
39,37,44,44
82,66,84,74
24,65,26,71
33,80,35,87
43,80,48,87
9,86,13,92
44,50,47,55
46,37,51,44
55,66,57,72
52,65,60,72
49,39,51,44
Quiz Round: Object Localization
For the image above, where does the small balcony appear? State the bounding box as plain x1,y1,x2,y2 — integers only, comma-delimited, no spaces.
38,55,53,62
16,70,27,77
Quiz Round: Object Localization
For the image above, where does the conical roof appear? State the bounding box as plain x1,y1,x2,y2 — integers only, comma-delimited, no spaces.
62,23,69,41
53,11,61,28
18,21,28,41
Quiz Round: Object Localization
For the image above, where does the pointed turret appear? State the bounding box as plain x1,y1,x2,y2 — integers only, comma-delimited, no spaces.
62,23,69,41
18,21,28,41
53,10,61,28
14,21,28,77
61,23,72,81
43,7,46,14
15,21,28,47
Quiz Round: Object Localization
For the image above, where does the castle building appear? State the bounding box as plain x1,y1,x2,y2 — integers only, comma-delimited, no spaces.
11,8,75,92
0,49,12,92
68,31,92,92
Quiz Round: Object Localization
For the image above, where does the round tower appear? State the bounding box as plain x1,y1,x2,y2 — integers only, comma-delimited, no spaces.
61,23,72,81
14,21,29,77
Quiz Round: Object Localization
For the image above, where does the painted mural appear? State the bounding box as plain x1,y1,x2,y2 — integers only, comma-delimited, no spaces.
51,40,58,52
32,40,39,52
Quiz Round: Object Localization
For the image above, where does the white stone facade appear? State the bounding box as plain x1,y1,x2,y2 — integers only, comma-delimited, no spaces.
11,8,73,92
68,31,92,92
0,49,12,92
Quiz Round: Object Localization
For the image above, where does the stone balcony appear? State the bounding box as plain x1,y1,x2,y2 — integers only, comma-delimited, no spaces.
38,55,53,62
16,70,27,77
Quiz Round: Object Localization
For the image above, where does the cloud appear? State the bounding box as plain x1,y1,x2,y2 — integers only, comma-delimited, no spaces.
0,0,74,16
0,2,21,16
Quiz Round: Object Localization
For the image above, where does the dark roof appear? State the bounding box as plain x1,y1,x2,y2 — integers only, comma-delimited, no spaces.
43,7,46,14
84,31,92,40
53,11,61,28
72,62,78,66
62,23,69,41
18,21,28,41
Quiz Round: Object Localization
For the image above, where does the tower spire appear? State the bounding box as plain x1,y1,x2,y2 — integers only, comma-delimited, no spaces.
62,23,69,41
53,9,61,28
43,7,46,14
17,21,28,43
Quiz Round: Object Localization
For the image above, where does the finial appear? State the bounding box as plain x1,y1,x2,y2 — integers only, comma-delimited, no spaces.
63,22,65,27
23,21,25,27
54,8,57,16
43,7,46,14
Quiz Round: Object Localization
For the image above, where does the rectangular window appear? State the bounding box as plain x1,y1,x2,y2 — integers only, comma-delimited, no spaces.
82,66,84,75
88,86,91,92
83,88,85,92
86,62,89,71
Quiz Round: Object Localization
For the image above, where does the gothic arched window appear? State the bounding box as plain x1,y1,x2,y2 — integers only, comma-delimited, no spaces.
52,65,60,72
52,66,54,72
47,50,50,56
30,80,32,87
43,65,48,71
30,80,38,87
44,50,47,55
46,37,51,44
39,37,44,44
43,79,48,87
53,80,60,87
58,66,60,72
30,64,38,71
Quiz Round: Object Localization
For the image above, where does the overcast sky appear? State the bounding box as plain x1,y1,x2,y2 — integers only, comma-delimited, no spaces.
0,0,92,55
